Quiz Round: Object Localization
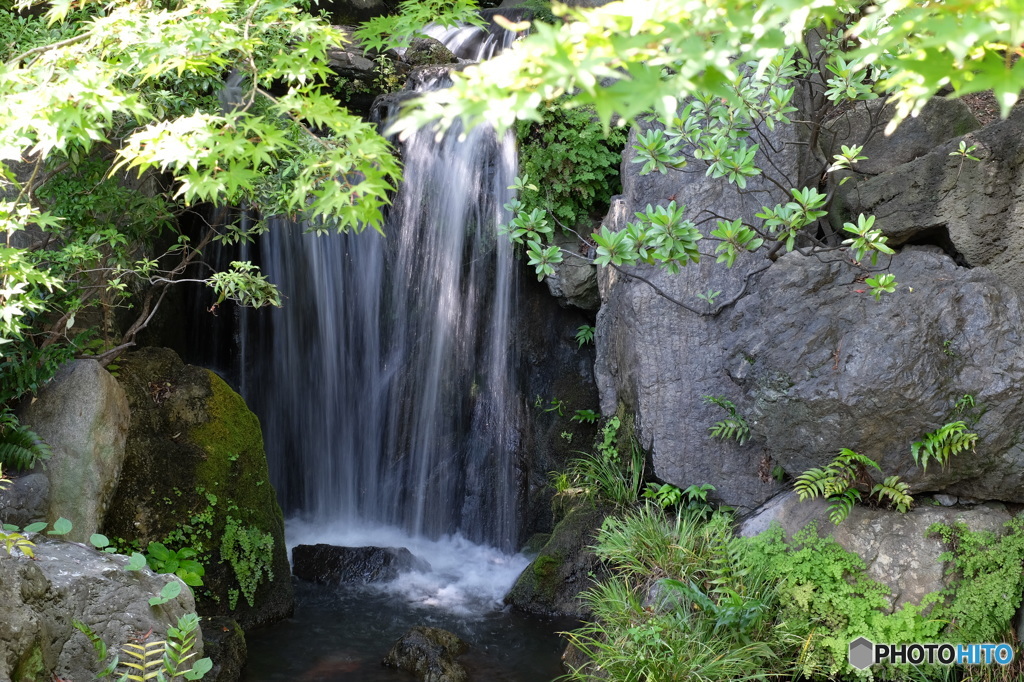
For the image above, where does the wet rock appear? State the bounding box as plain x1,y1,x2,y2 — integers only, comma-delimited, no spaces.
382,626,468,682
545,232,600,310
104,347,292,630
404,37,457,66
0,535,199,682
291,544,430,584
202,616,246,682
723,247,1024,500
17,360,130,542
505,502,611,618
740,491,1010,608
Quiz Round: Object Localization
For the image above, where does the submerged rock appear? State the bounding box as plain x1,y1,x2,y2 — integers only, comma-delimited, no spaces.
382,626,468,682
292,544,429,584
0,535,199,682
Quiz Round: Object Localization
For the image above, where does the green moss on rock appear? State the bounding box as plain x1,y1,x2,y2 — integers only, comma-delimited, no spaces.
103,347,292,630
505,502,611,618
13,641,44,682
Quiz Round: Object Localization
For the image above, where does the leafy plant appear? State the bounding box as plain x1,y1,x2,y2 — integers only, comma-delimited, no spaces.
794,449,911,524
0,410,51,472
703,395,750,445
220,518,274,609
75,612,212,681
929,517,1024,645
575,324,595,348
571,409,599,424
911,421,977,472
143,541,206,588
643,482,682,509
515,100,628,227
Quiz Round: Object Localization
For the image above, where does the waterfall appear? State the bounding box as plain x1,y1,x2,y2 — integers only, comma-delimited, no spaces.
239,19,526,552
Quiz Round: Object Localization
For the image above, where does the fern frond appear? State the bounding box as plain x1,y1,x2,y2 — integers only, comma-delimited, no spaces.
0,421,52,472
872,475,913,513
794,468,831,500
911,421,976,472
834,448,880,473
827,488,861,525
708,417,750,445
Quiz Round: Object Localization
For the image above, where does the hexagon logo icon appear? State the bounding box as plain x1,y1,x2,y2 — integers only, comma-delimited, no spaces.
849,637,875,670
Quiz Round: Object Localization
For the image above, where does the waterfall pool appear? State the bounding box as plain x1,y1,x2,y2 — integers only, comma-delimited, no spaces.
242,520,573,681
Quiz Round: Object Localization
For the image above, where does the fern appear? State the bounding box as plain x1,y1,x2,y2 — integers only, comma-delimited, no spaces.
120,640,167,681
793,449,909,524
827,488,861,525
0,412,51,472
910,421,977,472
871,475,913,513
703,395,750,445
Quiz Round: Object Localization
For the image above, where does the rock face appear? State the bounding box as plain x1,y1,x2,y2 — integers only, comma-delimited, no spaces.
291,544,429,584
595,118,800,513
544,232,600,310
516,275,601,541
0,535,200,682
0,472,48,530
595,102,1024,511
505,502,611,618
382,626,468,682
844,105,1024,297
723,247,1024,499
740,492,1011,608
404,37,458,67
104,347,292,630
822,97,979,177
17,360,130,542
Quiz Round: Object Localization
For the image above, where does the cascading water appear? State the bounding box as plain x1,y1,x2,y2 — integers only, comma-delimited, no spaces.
236,15,575,680
240,13,528,553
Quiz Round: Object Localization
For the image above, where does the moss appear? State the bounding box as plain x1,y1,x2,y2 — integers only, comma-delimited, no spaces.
191,371,278,531
106,348,292,630
533,554,560,578
13,641,44,682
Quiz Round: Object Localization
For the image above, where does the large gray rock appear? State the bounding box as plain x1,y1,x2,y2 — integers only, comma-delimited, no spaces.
723,247,1024,499
105,347,292,630
17,360,130,543
0,535,200,682
823,97,979,177
844,104,1024,296
739,492,1011,608
595,117,801,512
382,626,468,682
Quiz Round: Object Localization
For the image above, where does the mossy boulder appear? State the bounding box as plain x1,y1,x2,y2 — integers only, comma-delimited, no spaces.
103,347,292,630
504,502,611,618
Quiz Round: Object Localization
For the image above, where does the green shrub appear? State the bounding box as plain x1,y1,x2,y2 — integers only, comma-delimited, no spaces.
515,101,627,229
